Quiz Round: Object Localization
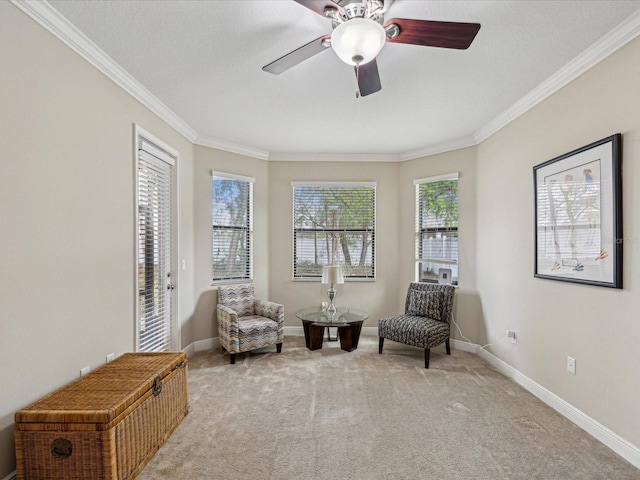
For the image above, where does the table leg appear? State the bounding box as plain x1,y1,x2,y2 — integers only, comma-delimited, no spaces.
338,325,353,352
309,324,324,351
302,320,311,349
338,321,364,352
350,321,363,349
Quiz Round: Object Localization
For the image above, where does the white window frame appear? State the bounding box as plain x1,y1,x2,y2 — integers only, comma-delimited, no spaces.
134,125,180,352
211,171,254,284
292,181,376,281
415,173,459,286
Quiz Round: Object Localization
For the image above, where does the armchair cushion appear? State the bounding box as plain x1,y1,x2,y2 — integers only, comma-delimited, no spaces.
378,315,449,350
407,290,442,321
239,316,278,335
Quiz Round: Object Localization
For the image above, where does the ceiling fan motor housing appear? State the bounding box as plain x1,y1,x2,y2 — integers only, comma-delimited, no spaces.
331,0,385,27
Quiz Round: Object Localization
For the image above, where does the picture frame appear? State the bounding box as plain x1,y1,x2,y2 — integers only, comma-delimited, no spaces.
533,134,622,288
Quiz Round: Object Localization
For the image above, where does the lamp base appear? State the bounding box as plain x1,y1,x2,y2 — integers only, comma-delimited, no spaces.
327,286,337,316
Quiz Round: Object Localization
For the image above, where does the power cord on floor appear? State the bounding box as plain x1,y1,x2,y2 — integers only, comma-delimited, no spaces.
451,314,506,352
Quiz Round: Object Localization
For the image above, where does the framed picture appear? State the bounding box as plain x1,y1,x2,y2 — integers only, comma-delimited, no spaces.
533,134,622,288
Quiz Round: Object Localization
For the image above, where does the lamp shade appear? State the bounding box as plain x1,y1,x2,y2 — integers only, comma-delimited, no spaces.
330,18,386,66
321,265,344,285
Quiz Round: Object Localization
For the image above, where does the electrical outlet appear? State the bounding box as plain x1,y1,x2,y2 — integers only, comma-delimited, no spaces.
567,356,576,374
106,353,115,363
80,366,90,377
506,330,517,344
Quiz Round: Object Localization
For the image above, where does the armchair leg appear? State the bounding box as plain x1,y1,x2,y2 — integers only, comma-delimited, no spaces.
378,337,384,354
445,338,451,355
229,354,236,365
424,348,430,369
276,342,282,353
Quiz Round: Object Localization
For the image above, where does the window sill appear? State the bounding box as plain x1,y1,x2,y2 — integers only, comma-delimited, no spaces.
211,279,252,286
293,277,376,282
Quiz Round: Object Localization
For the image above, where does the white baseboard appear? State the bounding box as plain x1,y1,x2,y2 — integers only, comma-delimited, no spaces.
2,470,16,480
284,326,304,336
285,326,478,353
182,337,219,357
476,347,640,469
361,326,377,336
450,338,477,353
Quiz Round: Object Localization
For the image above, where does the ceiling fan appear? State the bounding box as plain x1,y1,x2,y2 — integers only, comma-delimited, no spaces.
262,0,481,97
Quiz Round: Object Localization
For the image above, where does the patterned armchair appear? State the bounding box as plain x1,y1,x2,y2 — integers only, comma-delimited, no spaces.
378,282,455,368
217,283,284,364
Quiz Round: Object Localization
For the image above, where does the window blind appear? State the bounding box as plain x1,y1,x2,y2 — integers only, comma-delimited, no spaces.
137,143,173,352
293,182,375,279
212,172,253,282
415,174,459,285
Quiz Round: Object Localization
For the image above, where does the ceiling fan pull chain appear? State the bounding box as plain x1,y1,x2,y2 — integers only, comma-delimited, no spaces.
355,64,361,98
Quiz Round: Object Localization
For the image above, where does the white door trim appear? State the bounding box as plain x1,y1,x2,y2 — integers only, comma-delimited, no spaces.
133,124,180,351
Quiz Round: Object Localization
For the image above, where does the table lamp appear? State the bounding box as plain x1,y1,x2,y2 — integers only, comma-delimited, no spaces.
321,265,344,315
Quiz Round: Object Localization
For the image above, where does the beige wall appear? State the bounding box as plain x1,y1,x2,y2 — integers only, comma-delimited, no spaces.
268,162,403,326
476,36,640,447
191,145,270,342
0,3,194,477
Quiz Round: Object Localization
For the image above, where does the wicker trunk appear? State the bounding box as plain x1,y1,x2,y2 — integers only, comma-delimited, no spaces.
14,352,188,480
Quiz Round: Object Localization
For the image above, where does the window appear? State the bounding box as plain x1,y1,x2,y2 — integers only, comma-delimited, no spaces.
212,172,254,282
293,182,375,279
415,173,459,285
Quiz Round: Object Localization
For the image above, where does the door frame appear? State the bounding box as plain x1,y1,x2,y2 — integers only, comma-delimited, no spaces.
133,124,180,351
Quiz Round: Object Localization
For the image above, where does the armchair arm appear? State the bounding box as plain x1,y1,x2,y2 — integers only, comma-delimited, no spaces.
217,304,240,353
255,299,284,344
217,304,239,325
254,300,284,327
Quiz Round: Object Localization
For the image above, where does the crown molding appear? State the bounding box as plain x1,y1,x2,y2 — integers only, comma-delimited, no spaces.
474,9,640,145
13,0,640,162
194,136,269,161
400,136,477,161
268,152,400,162
11,0,198,143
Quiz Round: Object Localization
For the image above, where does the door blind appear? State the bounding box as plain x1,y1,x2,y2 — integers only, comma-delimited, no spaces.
137,146,173,352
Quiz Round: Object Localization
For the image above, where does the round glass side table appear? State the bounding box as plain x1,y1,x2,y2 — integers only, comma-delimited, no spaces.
295,306,368,352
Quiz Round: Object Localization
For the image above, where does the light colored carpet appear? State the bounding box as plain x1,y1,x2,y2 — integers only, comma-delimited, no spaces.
137,336,639,479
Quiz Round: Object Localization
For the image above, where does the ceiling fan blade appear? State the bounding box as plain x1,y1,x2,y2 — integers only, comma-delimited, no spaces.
384,18,481,49
355,59,382,97
293,0,342,17
263,35,331,74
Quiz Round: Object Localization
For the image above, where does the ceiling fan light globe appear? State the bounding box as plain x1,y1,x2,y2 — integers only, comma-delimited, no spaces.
331,18,385,66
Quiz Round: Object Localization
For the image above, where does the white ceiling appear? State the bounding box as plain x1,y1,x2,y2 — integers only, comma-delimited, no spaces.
44,0,640,160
